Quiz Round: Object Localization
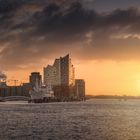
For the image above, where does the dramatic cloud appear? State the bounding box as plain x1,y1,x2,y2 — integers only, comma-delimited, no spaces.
0,0,140,70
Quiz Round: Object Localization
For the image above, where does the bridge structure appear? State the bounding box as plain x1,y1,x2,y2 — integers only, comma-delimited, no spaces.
0,96,30,101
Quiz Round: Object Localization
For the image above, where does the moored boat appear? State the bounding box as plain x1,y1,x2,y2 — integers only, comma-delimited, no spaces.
29,79,55,103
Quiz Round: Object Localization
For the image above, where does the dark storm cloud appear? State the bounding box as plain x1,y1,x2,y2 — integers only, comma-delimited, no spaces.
0,0,140,70
32,4,140,40
82,0,140,12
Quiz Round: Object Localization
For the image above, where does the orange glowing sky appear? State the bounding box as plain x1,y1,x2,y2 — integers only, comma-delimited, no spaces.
5,59,140,96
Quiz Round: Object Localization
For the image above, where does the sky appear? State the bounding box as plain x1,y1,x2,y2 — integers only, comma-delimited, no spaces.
0,0,140,95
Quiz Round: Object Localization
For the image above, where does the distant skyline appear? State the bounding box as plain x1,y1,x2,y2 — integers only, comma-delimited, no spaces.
0,0,140,95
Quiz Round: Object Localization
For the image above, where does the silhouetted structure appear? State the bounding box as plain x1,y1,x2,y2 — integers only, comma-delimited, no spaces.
75,79,85,98
29,72,42,87
0,85,30,97
60,54,75,86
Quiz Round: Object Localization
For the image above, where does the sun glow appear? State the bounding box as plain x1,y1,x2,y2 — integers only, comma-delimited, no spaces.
75,60,140,96
4,59,140,96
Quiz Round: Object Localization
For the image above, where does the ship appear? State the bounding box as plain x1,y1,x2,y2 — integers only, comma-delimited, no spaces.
29,79,55,103
29,79,86,103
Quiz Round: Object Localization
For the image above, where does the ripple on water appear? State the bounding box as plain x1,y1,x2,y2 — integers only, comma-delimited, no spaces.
0,99,140,140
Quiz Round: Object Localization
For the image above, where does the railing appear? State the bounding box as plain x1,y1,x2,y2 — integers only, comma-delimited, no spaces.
0,96,30,101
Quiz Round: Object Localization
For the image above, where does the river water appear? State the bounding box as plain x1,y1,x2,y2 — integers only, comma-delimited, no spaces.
0,99,140,140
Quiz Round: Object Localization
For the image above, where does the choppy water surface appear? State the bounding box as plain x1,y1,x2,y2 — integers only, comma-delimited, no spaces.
0,99,140,140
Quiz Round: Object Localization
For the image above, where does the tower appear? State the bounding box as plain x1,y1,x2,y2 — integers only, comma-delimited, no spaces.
29,72,42,87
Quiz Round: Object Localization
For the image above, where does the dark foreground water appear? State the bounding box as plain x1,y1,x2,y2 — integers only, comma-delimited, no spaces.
0,99,140,140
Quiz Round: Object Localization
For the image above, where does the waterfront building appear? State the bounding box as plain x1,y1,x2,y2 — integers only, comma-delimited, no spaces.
60,54,75,86
0,82,7,87
0,85,30,97
75,79,85,98
0,76,31,97
53,59,61,85
44,59,61,86
44,54,75,86
29,72,42,87
0,72,7,87
44,54,75,97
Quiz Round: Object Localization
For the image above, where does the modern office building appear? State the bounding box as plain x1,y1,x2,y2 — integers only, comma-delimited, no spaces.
29,72,42,87
44,54,75,97
60,54,75,86
53,59,61,85
75,79,85,98
44,59,61,86
44,54,75,86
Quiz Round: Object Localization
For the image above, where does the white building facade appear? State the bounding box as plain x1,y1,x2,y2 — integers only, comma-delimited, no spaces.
44,54,75,86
